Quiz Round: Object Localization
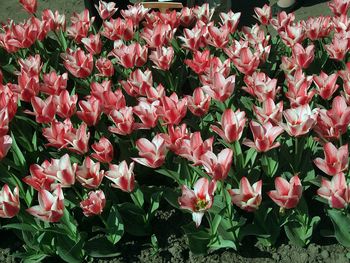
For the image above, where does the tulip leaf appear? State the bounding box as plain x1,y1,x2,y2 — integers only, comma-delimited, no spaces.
118,203,150,236
84,237,121,258
163,187,180,209
106,205,124,245
156,168,181,184
327,209,350,247
2,223,37,232
56,235,84,263
10,132,26,169
182,222,211,254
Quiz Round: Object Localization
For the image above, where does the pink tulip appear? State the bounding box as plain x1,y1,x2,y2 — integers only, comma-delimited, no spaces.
23,163,55,191
178,177,216,227
219,10,241,33
54,90,77,119
243,121,284,152
187,88,211,117
76,96,102,126
207,25,230,49
99,89,126,116
108,107,136,136
254,4,271,25
0,185,20,218
229,177,262,212
42,119,73,149
95,0,118,20
279,23,305,47
133,100,159,129
27,185,64,222
149,46,174,71
120,3,149,26
268,175,303,209
76,157,105,189
231,47,260,75
179,7,195,27
61,48,93,78
109,42,148,69
281,104,318,137
67,10,93,44
91,137,114,163
120,69,153,97
65,123,90,154
328,0,350,16
81,34,102,55
313,71,339,100
42,9,66,32
157,93,187,125
161,124,190,154
141,23,175,48
303,16,332,40
200,148,233,181
292,43,315,69
314,142,348,176
185,50,211,75
317,173,350,209
132,135,167,168
0,110,9,137
201,72,235,102
102,17,134,41
106,161,135,193
314,96,350,140
40,71,68,96
324,35,349,61
243,71,280,102
16,71,40,102
179,24,207,51
19,0,37,14
95,57,114,77
80,190,106,217
211,109,246,143
193,3,214,24
0,135,12,160
25,96,56,124
253,98,283,125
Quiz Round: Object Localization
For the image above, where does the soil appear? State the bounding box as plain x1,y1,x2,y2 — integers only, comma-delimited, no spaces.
1,1,349,263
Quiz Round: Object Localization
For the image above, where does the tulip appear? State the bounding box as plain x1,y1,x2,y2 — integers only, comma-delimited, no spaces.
76,96,102,126
40,71,68,95
314,96,350,140
229,177,262,212
0,135,12,160
219,10,241,33
179,7,195,27
133,100,159,129
80,190,106,217
157,93,187,125
120,3,149,26
254,4,271,25
106,161,135,192
207,25,230,49
102,17,134,41
27,185,65,222
91,137,114,163
42,9,66,32
243,121,284,152
281,104,318,137
317,173,350,209
19,0,37,14
279,23,305,47
76,157,104,189
109,42,148,69
120,69,153,97
95,57,114,77
0,110,9,137
328,0,350,16
185,50,211,75
141,23,175,48
253,99,283,125
313,71,339,100
24,96,56,124
187,88,211,117
23,163,55,191
95,0,118,20
210,109,246,143
54,90,77,119
149,46,174,71
292,43,315,69
67,10,93,44
81,34,102,55
61,48,93,78
178,177,216,227
268,176,303,209
314,142,348,176
193,3,214,24
200,148,233,181
16,71,40,102
100,89,126,115
0,185,20,218
65,123,90,155
42,119,73,149
161,124,190,154
108,107,136,136
324,35,349,61
231,47,260,75
132,135,167,168
243,71,280,102
201,72,235,102
179,24,207,51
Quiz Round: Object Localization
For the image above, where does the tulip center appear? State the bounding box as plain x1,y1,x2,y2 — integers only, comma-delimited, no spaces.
195,198,208,211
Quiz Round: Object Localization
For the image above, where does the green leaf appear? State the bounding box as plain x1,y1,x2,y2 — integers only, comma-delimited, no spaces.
156,168,181,183
84,237,121,258
10,131,26,168
56,235,84,263
148,191,163,220
163,187,180,209
2,223,37,232
60,209,78,241
106,205,124,245
328,209,350,247
182,222,211,254
118,203,149,236
209,235,236,251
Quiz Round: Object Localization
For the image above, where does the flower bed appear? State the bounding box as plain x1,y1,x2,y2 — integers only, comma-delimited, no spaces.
1,0,350,261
